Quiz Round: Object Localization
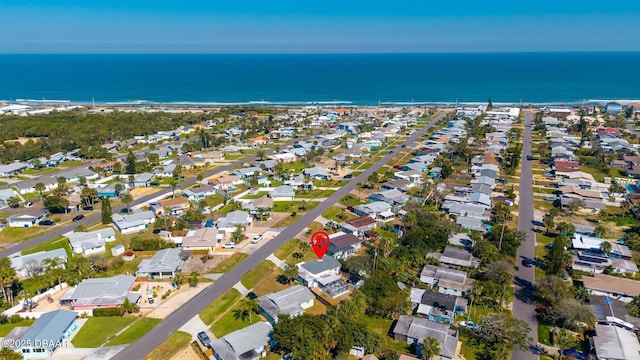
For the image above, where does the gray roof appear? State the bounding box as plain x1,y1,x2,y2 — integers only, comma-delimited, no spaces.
593,324,640,359
217,210,250,229
134,172,154,182
271,185,295,197
113,210,155,230
258,285,315,319
55,167,95,180
59,275,137,307
136,248,182,274
67,228,116,251
10,248,67,271
303,167,329,177
300,256,341,274
17,310,76,349
211,322,272,360
354,201,391,214
420,265,467,285
394,315,459,359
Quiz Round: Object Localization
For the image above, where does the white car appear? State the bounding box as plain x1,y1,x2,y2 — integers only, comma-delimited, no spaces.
251,234,263,244
221,242,235,249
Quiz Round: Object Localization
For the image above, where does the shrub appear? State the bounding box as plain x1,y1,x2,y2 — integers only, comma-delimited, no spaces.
129,236,175,251
93,307,125,317
132,283,142,291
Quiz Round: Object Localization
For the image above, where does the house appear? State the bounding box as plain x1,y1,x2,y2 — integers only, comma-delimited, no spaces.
10,248,67,279
427,246,479,268
381,179,413,192
14,178,58,195
339,216,378,236
149,196,191,216
590,295,638,330
303,167,329,180
209,175,241,190
0,188,17,209
581,273,640,303
258,285,315,324
0,162,29,176
55,167,97,183
183,185,217,201
131,172,154,187
420,265,472,297
136,248,183,279
59,275,139,310
6,310,78,359
97,183,123,198
232,167,262,179
112,210,156,234
395,170,423,183
392,315,460,360
217,210,252,232
284,174,313,191
181,227,221,252
327,232,362,260
298,256,348,297
368,189,409,207
67,227,117,256
605,102,623,115
211,322,273,360
243,196,274,216
353,202,392,219
410,288,467,324
591,324,640,360
270,185,295,201
5,207,48,228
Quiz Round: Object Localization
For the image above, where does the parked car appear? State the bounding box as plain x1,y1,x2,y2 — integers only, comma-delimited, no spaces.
221,242,235,249
150,182,160,187
561,349,586,360
72,214,85,222
522,257,534,267
393,165,403,169
197,332,211,348
82,206,94,211
38,220,56,226
251,234,263,244
526,155,533,160
458,321,478,330
343,174,353,179
346,205,355,212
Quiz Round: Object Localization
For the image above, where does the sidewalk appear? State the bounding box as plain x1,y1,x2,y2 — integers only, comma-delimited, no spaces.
267,254,286,270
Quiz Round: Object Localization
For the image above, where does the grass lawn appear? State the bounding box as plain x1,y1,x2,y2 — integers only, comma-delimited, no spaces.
224,154,245,160
362,315,410,353
217,204,233,215
272,201,319,213
579,166,606,182
609,168,623,178
538,323,553,345
72,317,137,348
200,288,241,325
242,191,270,199
281,161,307,172
106,318,162,346
295,189,335,199
274,238,303,260
275,214,301,228
251,267,288,296
211,303,261,338
0,319,35,336
0,226,48,245
21,235,72,257
22,167,60,176
339,194,366,207
203,193,226,207
143,331,192,360
241,260,277,289
209,253,249,274
322,206,348,220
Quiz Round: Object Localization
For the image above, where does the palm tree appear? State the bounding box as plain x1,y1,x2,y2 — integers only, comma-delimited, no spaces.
6,196,20,208
120,193,134,213
168,177,178,198
173,273,184,286
284,264,299,284
35,182,46,201
232,308,251,323
0,258,17,303
421,337,440,360
554,329,576,360
17,289,34,311
600,240,612,256
238,297,259,322
189,271,200,287
42,257,65,287
120,297,139,315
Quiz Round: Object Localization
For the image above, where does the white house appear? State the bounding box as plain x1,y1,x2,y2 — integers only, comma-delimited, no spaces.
10,248,67,278
5,208,48,228
217,211,252,233
112,210,156,234
269,185,295,201
7,310,78,359
67,228,117,255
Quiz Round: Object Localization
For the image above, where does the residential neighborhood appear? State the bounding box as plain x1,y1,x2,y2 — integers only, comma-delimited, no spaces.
1,103,640,360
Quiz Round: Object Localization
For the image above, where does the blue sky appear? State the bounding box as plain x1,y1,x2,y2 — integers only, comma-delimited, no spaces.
1,0,640,53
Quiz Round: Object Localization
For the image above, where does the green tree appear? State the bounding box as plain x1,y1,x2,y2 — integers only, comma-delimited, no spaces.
476,313,531,352
43,196,70,214
113,161,123,174
555,330,576,360
284,264,299,284
542,213,555,234
120,297,139,315
101,197,113,224
238,297,260,322
168,177,178,198
257,149,266,161
34,182,46,201
120,193,134,213
232,224,245,243
594,225,608,239
599,240,612,256
0,346,22,360
80,186,98,205
0,258,17,303
232,307,251,323
189,271,199,287
544,235,572,276
42,257,65,287
421,337,440,360
6,196,20,208
125,151,136,174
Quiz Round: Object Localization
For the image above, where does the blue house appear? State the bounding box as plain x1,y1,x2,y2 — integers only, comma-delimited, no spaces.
605,102,623,115
97,183,123,198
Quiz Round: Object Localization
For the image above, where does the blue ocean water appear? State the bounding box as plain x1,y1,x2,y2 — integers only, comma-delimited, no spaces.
0,53,639,105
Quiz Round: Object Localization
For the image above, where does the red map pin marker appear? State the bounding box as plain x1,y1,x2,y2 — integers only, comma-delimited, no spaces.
310,231,330,260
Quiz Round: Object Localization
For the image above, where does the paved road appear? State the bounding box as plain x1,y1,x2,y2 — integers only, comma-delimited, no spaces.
0,135,310,258
512,110,540,360
112,112,448,360
626,123,640,137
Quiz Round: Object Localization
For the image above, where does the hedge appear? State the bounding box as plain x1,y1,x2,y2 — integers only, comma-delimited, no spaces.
93,307,125,317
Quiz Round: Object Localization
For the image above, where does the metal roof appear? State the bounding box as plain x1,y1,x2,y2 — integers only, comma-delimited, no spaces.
18,310,76,348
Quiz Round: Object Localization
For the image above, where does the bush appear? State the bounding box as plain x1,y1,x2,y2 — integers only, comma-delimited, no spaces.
129,236,175,251
93,307,125,317
132,283,141,291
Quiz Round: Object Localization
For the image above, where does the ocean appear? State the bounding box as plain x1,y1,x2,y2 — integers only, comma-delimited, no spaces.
1,52,639,106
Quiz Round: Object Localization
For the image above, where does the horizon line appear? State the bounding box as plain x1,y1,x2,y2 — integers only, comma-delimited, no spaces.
2,50,640,56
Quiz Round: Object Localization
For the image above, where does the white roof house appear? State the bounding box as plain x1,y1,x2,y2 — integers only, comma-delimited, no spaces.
67,228,116,256
258,285,315,324
10,248,68,279
136,248,183,279
59,275,139,310
216,210,252,232
592,324,640,360
210,322,273,360
112,210,155,234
